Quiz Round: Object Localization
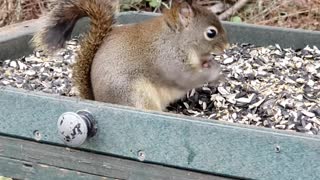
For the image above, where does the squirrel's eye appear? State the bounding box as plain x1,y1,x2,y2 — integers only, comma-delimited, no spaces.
204,26,218,41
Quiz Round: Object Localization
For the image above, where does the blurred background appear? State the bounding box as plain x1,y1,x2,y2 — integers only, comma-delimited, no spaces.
0,0,319,31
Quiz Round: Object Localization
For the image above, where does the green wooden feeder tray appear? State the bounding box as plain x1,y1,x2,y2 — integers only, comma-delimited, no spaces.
0,12,320,180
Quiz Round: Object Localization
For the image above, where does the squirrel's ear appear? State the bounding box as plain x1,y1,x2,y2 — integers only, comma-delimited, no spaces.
177,1,194,28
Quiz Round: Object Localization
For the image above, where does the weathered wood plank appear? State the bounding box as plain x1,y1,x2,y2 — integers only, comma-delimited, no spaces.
0,135,231,180
0,87,320,179
222,21,320,49
0,157,115,180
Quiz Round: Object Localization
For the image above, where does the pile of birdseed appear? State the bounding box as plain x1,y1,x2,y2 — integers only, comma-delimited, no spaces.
1,40,319,135
168,43,320,135
0,39,80,97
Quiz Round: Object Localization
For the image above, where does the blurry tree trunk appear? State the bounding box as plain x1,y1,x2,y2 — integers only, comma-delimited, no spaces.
0,0,16,27
219,0,249,20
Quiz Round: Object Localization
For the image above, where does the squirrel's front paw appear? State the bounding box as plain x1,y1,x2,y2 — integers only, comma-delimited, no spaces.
199,54,223,82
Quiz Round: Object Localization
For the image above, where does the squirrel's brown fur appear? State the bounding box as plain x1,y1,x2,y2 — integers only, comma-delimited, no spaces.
32,0,116,99
32,0,229,111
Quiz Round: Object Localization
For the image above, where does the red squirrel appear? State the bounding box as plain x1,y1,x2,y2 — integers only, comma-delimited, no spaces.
32,0,229,111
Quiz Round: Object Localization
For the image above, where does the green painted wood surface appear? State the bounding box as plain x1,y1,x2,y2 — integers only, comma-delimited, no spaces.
0,87,320,180
0,135,229,180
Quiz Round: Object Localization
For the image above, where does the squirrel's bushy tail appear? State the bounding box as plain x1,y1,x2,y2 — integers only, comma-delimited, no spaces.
32,0,116,100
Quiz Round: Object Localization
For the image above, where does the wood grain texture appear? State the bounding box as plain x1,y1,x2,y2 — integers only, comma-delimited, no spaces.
0,135,231,180
0,157,115,180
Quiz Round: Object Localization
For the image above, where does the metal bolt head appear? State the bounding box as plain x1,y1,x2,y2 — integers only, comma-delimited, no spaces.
275,145,281,153
57,112,88,147
137,150,145,161
33,130,41,141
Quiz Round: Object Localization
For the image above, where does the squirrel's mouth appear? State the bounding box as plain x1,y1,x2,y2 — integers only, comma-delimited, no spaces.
187,49,222,70
200,54,219,69
202,60,210,68
201,46,228,69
